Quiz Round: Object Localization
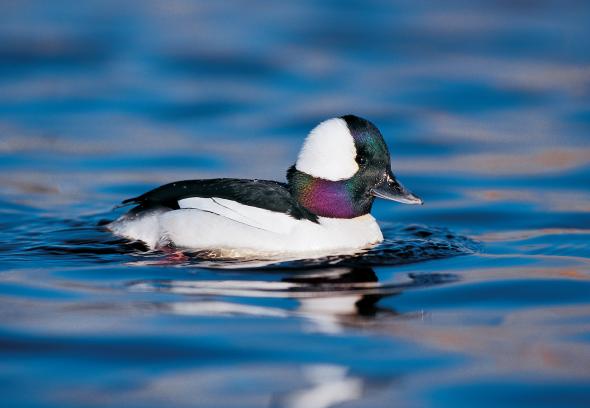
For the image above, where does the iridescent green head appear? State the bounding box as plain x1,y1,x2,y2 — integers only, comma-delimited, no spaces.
287,115,422,219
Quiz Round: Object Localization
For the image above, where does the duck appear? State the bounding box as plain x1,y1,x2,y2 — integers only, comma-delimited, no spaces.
108,114,422,258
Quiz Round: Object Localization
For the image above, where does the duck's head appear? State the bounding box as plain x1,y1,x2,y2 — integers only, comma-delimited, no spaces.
287,114,422,219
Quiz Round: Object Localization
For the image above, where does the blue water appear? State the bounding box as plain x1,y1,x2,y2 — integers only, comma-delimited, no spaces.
1,1,590,407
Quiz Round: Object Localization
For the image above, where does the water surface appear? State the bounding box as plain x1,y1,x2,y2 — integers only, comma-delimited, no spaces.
1,1,590,407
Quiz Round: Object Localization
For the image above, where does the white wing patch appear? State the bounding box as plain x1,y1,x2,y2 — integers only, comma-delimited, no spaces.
295,117,358,181
177,197,298,234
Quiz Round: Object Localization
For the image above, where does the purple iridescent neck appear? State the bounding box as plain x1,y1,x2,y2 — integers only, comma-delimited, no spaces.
287,166,374,219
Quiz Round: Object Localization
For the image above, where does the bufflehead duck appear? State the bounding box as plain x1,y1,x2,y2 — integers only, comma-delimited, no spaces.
108,115,422,258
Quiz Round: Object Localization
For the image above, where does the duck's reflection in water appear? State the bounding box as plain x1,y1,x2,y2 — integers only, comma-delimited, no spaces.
127,268,455,408
128,266,455,332
272,364,363,408
282,267,391,334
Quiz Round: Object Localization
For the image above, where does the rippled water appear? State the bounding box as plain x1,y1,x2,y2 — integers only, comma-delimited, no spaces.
1,1,590,407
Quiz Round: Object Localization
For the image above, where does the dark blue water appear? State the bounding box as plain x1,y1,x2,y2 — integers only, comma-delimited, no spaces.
1,1,590,407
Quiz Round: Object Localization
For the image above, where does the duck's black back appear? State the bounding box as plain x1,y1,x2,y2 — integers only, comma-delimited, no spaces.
122,178,318,222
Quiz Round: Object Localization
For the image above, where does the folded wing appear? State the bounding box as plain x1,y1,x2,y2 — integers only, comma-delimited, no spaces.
178,196,300,234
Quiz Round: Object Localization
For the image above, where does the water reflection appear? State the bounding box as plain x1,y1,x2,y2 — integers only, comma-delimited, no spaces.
272,365,363,408
128,266,456,335
125,267,455,407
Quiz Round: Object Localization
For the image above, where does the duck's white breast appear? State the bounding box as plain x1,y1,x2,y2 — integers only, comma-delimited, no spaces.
108,198,383,258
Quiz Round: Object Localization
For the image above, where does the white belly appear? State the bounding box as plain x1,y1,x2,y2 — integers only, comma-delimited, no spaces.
108,199,383,258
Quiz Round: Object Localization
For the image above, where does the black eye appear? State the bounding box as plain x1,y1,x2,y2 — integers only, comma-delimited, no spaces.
356,155,367,166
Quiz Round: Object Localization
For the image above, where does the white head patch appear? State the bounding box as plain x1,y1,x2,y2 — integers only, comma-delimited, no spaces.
295,118,358,181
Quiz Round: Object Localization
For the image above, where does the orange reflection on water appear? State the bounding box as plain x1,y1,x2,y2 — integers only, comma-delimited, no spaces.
396,147,590,176
468,189,590,212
